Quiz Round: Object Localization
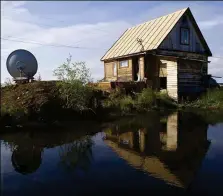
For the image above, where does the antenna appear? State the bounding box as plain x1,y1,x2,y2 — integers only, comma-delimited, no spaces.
136,38,144,51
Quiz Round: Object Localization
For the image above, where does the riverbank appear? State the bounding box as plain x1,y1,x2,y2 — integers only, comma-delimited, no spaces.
1,81,223,131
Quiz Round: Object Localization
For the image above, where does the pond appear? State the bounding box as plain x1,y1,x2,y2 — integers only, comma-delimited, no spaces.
1,111,223,196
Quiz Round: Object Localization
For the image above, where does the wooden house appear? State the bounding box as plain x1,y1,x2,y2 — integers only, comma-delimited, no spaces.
100,7,212,101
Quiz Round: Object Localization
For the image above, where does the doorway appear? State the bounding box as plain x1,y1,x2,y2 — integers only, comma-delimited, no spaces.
132,57,139,81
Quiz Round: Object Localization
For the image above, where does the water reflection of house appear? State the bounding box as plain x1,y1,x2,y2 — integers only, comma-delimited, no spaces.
103,112,210,188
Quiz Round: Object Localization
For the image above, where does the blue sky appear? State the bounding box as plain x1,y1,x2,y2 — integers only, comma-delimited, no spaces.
1,1,223,83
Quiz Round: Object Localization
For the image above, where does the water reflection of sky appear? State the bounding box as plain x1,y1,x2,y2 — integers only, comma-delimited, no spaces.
1,113,223,196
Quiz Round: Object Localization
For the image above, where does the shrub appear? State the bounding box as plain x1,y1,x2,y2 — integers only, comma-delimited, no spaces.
56,80,93,111
135,88,156,110
53,55,94,112
102,87,125,109
187,89,223,109
156,91,177,109
119,96,134,113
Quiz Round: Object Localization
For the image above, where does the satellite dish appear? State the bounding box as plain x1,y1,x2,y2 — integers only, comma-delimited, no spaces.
6,49,38,83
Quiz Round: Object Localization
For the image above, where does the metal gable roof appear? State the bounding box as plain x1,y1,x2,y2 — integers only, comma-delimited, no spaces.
101,7,195,61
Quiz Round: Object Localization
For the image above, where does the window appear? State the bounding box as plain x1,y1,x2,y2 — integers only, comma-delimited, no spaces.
180,28,190,45
120,60,128,68
113,62,117,76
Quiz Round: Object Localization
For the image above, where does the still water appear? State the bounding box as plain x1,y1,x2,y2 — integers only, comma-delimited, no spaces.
1,111,223,196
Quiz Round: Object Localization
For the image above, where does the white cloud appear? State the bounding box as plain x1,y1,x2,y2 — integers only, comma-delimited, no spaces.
199,16,223,30
1,1,223,83
1,1,131,82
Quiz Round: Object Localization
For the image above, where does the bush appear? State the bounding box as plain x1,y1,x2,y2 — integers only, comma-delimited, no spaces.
56,80,93,111
102,88,125,108
53,55,95,112
156,91,177,109
102,87,176,113
187,89,223,109
135,88,156,111
120,96,134,113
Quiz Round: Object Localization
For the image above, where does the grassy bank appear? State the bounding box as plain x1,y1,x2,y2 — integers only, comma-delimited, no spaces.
183,89,223,110
1,81,223,129
102,88,177,115
1,81,106,128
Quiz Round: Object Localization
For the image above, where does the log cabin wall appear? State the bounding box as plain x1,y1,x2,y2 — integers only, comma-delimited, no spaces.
104,58,133,81
160,57,178,100
104,61,117,81
178,59,208,96
145,54,160,90
117,58,133,81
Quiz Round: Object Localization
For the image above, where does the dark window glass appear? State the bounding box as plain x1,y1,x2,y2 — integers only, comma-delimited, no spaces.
181,28,189,45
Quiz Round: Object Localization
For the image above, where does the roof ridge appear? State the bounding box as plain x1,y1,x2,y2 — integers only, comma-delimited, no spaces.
127,7,188,30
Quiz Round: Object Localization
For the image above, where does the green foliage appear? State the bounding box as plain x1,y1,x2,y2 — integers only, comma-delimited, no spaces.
102,88,134,114
119,96,134,113
186,89,223,109
56,80,93,111
53,55,94,112
102,87,175,114
135,88,155,110
102,88,125,108
156,91,177,109
1,81,60,126
53,54,92,84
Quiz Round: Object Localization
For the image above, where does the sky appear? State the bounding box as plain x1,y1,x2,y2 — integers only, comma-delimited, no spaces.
1,1,223,83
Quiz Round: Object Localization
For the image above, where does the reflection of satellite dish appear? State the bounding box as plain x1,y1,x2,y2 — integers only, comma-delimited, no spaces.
6,49,38,83
11,147,42,175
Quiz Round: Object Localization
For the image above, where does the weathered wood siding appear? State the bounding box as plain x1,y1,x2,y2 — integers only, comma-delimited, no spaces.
138,56,145,81
117,58,133,81
104,61,117,81
104,58,133,81
145,54,160,89
160,58,178,100
159,13,205,53
178,59,207,93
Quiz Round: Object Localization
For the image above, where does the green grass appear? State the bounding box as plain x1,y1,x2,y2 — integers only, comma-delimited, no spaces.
186,89,223,109
102,88,177,114
2,81,222,128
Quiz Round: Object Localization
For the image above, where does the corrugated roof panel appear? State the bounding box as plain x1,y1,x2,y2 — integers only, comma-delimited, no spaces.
131,20,157,53
150,9,186,50
141,16,167,51
146,13,178,50
101,8,188,61
117,22,148,57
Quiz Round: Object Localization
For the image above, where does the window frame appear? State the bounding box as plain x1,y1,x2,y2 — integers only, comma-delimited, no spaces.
113,62,117,76
119,60,129,68
180,27,190,46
